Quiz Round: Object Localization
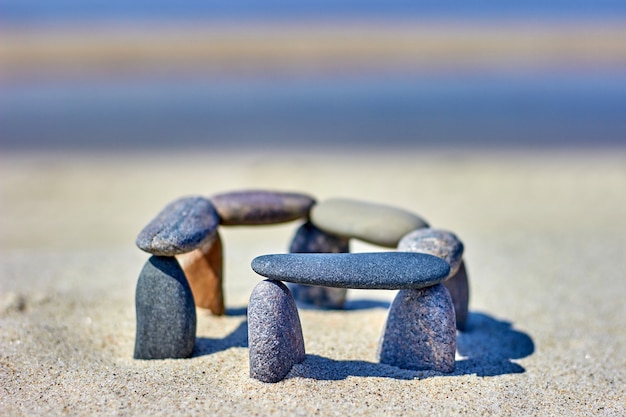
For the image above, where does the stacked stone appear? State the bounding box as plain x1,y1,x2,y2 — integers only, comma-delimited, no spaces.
133,191,315,360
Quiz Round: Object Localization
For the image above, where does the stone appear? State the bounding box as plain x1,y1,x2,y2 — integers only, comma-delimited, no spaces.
310,198,429,247
397,228,464,276
248,280,305,383
134,256,196,359
444,260,470,331
136,196,219,256
377,283,456,373
288,221,349,308
175,232,224,315
251,252,450,290
210,190,315,226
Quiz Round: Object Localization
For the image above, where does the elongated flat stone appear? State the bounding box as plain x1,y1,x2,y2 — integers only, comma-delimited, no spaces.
377,283,456,373
310,198,428,247
136,196,219,256
288,221,349,308
398,228,464,277
210,190,315,226
134,256,196,359
248,280,305,383
251,252,450,290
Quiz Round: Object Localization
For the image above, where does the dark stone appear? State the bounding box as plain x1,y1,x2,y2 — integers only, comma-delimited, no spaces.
444,260,470,331
310,198,429,247
210,190,315,226
251,252,450,290
397,228,464,277
377,283,456,373
248,280,305,383
136,196,219,256
288,221,349,308
134,256,196,359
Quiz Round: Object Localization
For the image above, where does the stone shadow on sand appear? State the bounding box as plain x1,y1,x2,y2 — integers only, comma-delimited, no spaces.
288,311,534,381
193,320,248,357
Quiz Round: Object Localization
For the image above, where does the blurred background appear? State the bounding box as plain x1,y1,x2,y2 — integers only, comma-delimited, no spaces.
1,0,626,152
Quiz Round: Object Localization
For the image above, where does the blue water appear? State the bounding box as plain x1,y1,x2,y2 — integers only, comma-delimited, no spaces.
2,74,625,151
2,0,626,22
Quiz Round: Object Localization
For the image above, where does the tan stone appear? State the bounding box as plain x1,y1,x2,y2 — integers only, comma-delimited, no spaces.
176,232,224,315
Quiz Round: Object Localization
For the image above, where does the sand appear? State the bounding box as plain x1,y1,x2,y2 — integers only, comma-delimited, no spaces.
1,149,625,416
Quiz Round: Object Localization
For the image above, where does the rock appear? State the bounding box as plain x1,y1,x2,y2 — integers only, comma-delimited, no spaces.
210,190,315,226
251,252,450,290
248,280,305,383
397,228,464,277
175,232,224,315
444,260,470,331
310,198,428,247
134,256,196,359
288,221,349,308
136,196,219,256
377,283,456,373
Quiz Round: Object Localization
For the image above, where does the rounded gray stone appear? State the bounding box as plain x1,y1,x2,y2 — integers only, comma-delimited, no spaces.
134,256,196,360
444,260,470,331
398,228,464,277
310,198,429,247
251,252,450,290
210,190,315,226
377,283,456,373
136,196,219,256
248,280,305,383
288,221,349,309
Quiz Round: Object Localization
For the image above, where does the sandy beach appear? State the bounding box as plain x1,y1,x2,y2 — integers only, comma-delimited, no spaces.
0,149,624,415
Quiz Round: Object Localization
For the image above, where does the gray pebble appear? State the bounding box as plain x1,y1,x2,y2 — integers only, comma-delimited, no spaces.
288,221,349,309
251,252,450,290
210,190,315,226
397,228,464,277
377,283,456,373
248,280,305,383
444,260,470,331
311,198,428,247
136,196,219,256
134,256,196,359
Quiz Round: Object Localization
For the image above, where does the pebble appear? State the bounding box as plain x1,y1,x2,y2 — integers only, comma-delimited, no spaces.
175,233,224,315
377,283,456,373
288,221,349,308
210,190,315,225
134,256,196,359
397,228,464,277
444,260,470,331
136,196,219,256
248,280,305,383
251,252,450,290
310,198,428,247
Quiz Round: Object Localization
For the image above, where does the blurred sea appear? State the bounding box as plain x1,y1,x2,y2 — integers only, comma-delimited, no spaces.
1,1,625,151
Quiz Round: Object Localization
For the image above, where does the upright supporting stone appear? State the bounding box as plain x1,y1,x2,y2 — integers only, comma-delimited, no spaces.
248,280,305,383
288,221,350,309
444,260,469,331
134,256,196,359
176,233,224,315
377,284,456,373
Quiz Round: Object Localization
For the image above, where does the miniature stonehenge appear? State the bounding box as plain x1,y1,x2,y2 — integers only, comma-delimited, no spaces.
133,190,470,383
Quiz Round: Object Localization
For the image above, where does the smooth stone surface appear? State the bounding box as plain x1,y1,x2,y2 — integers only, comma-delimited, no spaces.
248,280,305,383
398,228,464,277
134,256,196,360
377,283,456,373
288,221,349,308
210,190,315,226
444,260,470,331
175,233,224,315
136,196,219,256
311,198,429,247
251,252,450,290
